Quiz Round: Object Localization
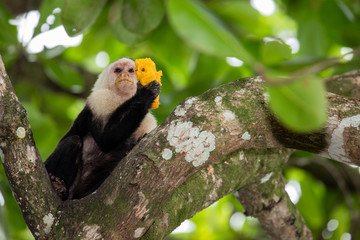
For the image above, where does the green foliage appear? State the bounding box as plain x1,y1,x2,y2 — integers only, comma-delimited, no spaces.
285,166,360,240
267,75,327,132
1,0,360,239
109,0,149,46
121,0,164,35
167,0,254,64
43,59,84,92
62,0,107,36
260,39,292,65
170,195,269,240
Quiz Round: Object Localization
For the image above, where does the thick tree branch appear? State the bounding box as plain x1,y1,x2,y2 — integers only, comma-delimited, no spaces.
0,56,60,237
325,69,360,98
237,173,312,240
1,53,360,239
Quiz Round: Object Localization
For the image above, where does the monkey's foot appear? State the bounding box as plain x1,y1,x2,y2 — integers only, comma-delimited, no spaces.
49,173,68,200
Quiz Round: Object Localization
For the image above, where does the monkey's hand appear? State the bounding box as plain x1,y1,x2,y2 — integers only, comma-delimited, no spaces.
138,80,161,101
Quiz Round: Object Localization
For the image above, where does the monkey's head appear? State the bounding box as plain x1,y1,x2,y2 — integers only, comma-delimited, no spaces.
93,58,138,97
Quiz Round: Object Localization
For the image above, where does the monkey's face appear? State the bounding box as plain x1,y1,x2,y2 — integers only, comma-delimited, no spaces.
109,58,138,97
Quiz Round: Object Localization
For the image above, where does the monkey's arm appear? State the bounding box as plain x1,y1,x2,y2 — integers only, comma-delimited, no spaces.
91,81,160,153
44,107,92,197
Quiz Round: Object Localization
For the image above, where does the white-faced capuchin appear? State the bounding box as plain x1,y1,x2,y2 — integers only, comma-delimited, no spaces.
45,57,160,200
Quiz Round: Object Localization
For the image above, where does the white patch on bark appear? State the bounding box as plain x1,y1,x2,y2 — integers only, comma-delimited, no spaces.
162,148,173,160
239,151,245,161
174,97,198,116
0,77,5,95
0,148,4,163
263,92,270,103
26,145,37,163
174,105,186,116
82,225,102,240
209,177,222,201
214,96,222,106
327,114,360,163
185,97,197,106
254,76,263,82
167,121,216,167
104,185,119,206
134,192,149,219
134,227,145,238
16,127,26,139
43,213,54,234
223,110,235,122
162,213,169,229
241,131,251,140
261,172,273,183
236,89,246,95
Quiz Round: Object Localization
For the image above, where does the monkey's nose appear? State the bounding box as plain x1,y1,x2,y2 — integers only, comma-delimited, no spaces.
120,73,129,79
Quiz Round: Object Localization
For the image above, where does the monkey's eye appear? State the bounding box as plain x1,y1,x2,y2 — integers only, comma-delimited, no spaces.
114,68,122,73
128,68,134,73
142,68,145,72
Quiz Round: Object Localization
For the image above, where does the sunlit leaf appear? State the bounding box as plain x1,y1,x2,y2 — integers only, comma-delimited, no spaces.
62,0,107,36
121,0,164,34
261,40,292,65
167,0,254,64
206,0,272,38
267,75,328,132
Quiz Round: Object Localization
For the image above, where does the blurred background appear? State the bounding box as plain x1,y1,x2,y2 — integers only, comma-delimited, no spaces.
0,0,360,239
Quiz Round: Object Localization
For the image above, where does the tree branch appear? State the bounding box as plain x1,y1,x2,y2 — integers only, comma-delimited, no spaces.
0,55,60,237
237,174,313,240
1,53,360,239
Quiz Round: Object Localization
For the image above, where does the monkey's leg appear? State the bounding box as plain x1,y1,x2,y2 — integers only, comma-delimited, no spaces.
45,135,82,200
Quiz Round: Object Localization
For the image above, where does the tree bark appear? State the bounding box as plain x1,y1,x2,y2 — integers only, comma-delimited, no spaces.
1,55,359,239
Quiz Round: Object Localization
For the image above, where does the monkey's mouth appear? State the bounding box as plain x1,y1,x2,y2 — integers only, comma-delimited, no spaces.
115,79,134,85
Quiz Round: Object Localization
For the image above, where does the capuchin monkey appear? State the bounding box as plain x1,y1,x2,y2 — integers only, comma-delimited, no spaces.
45,57,160,200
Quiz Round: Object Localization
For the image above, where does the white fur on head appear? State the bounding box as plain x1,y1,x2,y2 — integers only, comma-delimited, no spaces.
93,57,136,92
88,58,137,122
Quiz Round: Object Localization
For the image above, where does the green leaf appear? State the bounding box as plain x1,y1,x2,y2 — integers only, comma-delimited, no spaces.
62,0,107,36
147,21,196,89
319,0,360,46
267,75,328,132
298,19,329,57
167,0,254,64
121,0,164,34
109,0,148,46
43,60,84,92
261,39,292,65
